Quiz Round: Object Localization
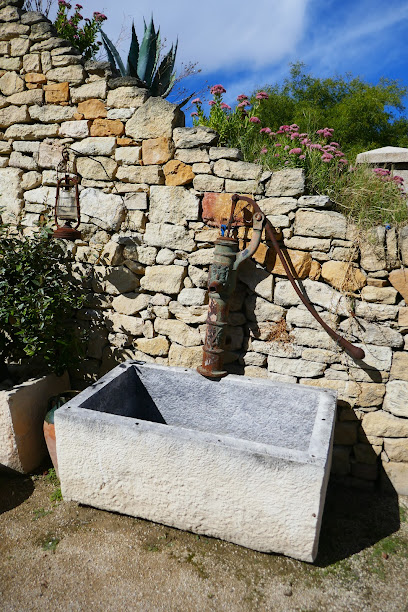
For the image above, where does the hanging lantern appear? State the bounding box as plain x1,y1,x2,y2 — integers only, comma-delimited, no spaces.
53,152,81,240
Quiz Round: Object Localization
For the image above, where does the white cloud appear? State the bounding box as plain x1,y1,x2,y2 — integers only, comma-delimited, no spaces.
83,0,309,73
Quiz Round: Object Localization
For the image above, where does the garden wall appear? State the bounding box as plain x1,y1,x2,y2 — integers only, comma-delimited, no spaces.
1,0,408,494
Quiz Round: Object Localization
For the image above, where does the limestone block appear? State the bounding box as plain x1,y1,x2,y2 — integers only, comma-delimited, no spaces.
291,328,338,351
71,80,107,102
106,86,148,108
112,293,150,316
297,195,331,208
256,197,298,216
0,71,24,96
383,380,408,418
284,236,331,252
90,118,124,137
77,98,107,119
302,348,339,364
384,438,408,462
6,90,43,106
168,302,207,325
238,259,274,301
0,56,22,71
309,261,322,280
123,244,156,265
123,192,147,210
267,248,312,279
382,462,408,495
105,312,145,336
71,138,116,158
0,22,29,40
192,163,211,174
209,147,242,161
45,65,86,84
79,188,124,232
51,54,82,68
142,136,174,165
193,174,224,192
321,261,366,292
10,36,30,56
224,179,262,195
95,266,140,295
390,352,408,382
213,159,262,181
245,295,285,322
343,344,393,371
5,123,59,140
295,209,347,239
156,249,176,265
155,317,201,346
9,151,37,171
175,148,210,163
126,97,184,139
178,288,207,306
59,120,90,138
388,268,408,302
357,383,386,408
0,167,23,223
168,343,202,367
31,37,69,53
268,355,326,377
301,378,360,405
21,170,41,190
116,165,164,185
23,185,55,207
76,156,117,181
173,126,218,148
140,265,186,294
115,146,141,165
188,265,208,288
29,104,76,123
251,340,301,358
41,50,52,72
340,317,404,348
44,82,69,104
363,410,408,438
360,285,398,305
144,223,196,252
149,185,199,225
135,336,170,356
0,4,20,21
0,104,29,128
399,226,408,266
163,159,195,186
274,279,349,315
354,301,399,322
265,168,305,197
360,227,386,271
22,53,41,72
0,372,69,473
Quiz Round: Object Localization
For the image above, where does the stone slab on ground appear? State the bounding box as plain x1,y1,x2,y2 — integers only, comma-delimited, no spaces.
56,361,336,562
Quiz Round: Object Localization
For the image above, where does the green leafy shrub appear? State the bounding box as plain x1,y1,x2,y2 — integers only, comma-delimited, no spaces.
0,226,86,382
54,1,107,61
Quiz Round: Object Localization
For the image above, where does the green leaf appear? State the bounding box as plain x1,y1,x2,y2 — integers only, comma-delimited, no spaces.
127,22,139,78
100,29,126,77
137,15,160,86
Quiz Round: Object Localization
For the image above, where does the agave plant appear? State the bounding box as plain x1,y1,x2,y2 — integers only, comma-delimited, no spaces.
101,17,178,97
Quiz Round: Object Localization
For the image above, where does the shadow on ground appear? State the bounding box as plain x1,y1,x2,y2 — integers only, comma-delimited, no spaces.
0,469,34,514
315,478,400,567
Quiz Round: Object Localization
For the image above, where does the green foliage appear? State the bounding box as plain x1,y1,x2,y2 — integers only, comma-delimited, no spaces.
53,1,107,61
101,17,177,97
0,226,86,381
256,62,408,156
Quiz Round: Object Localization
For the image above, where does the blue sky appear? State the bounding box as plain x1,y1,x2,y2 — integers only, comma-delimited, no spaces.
56,0,408,123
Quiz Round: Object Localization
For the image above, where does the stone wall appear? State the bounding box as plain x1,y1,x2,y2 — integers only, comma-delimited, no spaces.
1,0,408,494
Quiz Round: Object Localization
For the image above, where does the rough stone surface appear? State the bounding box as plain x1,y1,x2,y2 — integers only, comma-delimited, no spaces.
126,97,184,139
80,188,125,231
163,160,195,186
321,261,366,292
360,285,398,305
381,461,408,495
265,169,305,197
116,165,164,185
388,268,408,302
362,410,408,437
77,98,107,119
213,159,262,181
295,209,347,239
71,137,116,157
56,362,336,562
140,265,186,295
142,137,174,165
90,119,125,137
144,223,196,252
0,167,23,223
384,438,408,462
155,318,201,346
59,120,90,138
383,380,408,418
106,86,148,109
173,126,218,149
149,186,199,225
71,80,107,102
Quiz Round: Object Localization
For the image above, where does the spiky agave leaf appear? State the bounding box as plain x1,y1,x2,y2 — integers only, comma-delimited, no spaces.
100,29,126,77
150,40,178,97
127,22,139,78
137,16,160,86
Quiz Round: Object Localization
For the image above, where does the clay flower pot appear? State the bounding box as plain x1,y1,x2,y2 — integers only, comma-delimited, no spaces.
44,391,78,477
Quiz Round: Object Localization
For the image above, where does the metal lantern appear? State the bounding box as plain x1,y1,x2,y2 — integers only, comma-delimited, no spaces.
53,153,81,240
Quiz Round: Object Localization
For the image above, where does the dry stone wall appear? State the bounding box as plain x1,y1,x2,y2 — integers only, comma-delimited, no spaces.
1,0,408,494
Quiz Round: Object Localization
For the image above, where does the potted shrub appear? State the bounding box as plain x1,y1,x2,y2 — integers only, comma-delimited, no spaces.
0,224,85,473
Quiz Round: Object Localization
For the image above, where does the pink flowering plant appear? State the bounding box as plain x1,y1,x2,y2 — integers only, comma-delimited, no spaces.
54,1,107,60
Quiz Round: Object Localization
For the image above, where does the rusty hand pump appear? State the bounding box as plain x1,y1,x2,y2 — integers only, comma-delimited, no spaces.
197,194,365,380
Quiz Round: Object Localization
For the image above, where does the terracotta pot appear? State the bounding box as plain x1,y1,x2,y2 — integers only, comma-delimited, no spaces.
43,391,78,477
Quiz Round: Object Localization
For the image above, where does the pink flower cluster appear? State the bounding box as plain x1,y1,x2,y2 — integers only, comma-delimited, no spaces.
93,11,107,21
256,91,269,100
374,167,404,186
210,84,226,95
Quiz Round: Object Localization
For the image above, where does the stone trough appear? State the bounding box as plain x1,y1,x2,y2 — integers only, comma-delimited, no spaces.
55,361,336,562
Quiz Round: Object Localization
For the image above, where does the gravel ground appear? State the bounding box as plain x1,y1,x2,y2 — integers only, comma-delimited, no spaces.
1,467,407,612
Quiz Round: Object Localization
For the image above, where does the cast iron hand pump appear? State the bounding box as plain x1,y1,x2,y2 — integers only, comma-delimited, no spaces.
197,194,365,380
